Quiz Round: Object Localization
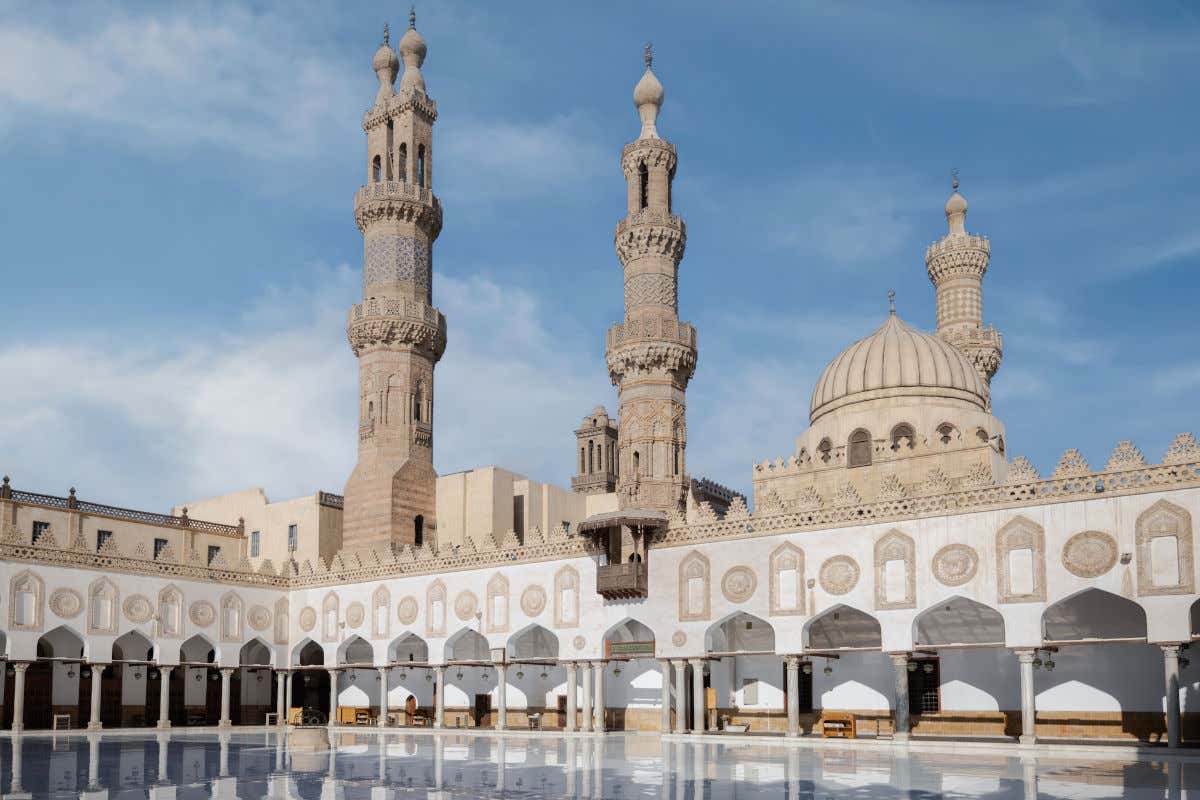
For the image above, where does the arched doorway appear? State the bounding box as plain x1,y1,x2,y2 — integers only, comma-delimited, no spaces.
445,629,493,728
602,619,658,731
910,597,1008,732
506,625,560,729
705,613,777,733
111,630,155,727
292,640,329,725
336,636,375,725
178,634,218,726
8,626,86,729
802,605,889,730
238,639,275,725
388,633,430,725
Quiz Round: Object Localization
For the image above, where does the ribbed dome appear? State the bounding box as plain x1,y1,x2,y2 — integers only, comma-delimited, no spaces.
810,313,987,423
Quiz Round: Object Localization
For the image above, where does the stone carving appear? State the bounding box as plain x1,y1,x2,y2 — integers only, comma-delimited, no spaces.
49,587,83,619
996,516,1046,603
1105,441,1147,472
624,272,677,308
819,556,860,595
769,542,804,616
1052,448,1091,478
720,566,757,603
671,630,687,648
397,596,419,625
190,600,216,628
961,461,994,488
932,544,979,587
520,585,547,617
1006,456,1039,483
1136,499,1194,595
273,598,288,645
678,551,711,621
1062,531,1118,578
298,606,317,632
123,594,154,624
9,570,44,631
248,604,272,632
833,482,861,507
346,601,366,628
573,635,586,651
554,566,580,628
454,590,478,621
363,235,431,291
1163,432,1200,465
877,474,908,501
922,467,954,495
874,530,916,609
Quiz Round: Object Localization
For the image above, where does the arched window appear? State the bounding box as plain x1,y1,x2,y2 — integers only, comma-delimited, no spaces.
936,423,955,445
417,144,426,188
414,515,424,547
638,162,648,209
413,383,423,422
367,400,375,422
596,443,602,471
580,447,585,474
588,441,594,474
372,155,382,183
633,450,641,476
673,444,680,475
975,428,989,444
817,438,833,464
398,143,408,183
847,429,872,467
890,424,915,451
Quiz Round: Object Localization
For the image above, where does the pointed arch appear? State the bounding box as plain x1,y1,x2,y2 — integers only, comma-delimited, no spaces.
239,637,273,667
220,591,244,643
38,625,85,659
554,566,579,628
425,580,446,637
388,632,428,664
705,611,775,655
506,623,558,661
372,585,391,640
769,542,804,616
157,584,184,639
87,576,119,634
996,515,1046,603
113,629,154,661
321,591,340,643
803,604,882,651
445,628,490,662
1042,588,1147,642
486,573,510,634
913,596,1005,647
9,569,44,631
180,633,217,664
678,550,711,622
337,635,373,666
273,597,289,646
291,638,325,667
1136,499,1194,595
874,529,916,610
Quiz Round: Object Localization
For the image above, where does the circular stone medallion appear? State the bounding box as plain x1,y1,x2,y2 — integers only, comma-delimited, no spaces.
123,594,154,624
248,605,272,632
190,600,216,628
573,635,587,651
49,588,83,619
671,630,687,648
397,597,419,625
298,606,318,632
454,591,479,621
1062,531,1119,578
818,556,860,595
932,544,979,587
520,585,547,617
721,566,758,603
345,601,366,628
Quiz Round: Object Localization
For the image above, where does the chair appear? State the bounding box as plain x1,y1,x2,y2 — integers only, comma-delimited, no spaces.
354,708,371,725
52,714,71,730
264,712,278,726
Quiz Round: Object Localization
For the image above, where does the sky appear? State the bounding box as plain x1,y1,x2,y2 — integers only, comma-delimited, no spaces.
1,1,1199,513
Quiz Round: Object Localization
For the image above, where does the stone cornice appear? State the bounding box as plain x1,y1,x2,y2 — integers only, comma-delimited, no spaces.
925,234,990,283
347,299,447,361
606,340,697,385
354,182,443,238
614,213,686,266
621,138,677,175
362,90,438,130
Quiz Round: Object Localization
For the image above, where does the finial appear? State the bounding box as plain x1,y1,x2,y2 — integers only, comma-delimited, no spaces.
382,22,390,46
888,289,896,315
409,5,416,29
951,167,959,192
645,42,653,69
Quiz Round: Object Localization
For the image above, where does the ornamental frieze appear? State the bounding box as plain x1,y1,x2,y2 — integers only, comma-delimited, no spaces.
819,556,860,596
123,594,154,624
1061,531,1118,579
189,600,216,628
298,606,317,632
720,566,757,604
49,587,83,619
932,544,979,587
248,605,272,632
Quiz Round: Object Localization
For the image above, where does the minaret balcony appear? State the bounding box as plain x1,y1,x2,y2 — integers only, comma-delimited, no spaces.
354,182,443,236
607,319,696,350
355,181,439,209
347,299,447,359
596,562,649,600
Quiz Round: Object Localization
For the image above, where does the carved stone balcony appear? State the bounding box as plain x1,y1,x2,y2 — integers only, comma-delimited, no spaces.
596,562,648,600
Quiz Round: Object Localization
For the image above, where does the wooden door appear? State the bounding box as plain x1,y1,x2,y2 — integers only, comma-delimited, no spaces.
205,670,221,725
146,670,161,726
169,669,186,727
556,695,567,729
25,662,52,730
100,666,121,727
473,694,491,728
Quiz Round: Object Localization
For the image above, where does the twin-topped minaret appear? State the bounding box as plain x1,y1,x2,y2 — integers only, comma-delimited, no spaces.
606,47,697,513
343,12,446,551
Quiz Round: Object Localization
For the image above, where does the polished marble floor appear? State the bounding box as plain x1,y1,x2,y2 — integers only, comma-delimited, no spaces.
0,729,1197,799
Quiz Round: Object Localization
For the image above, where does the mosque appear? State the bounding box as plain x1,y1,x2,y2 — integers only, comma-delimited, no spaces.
2,14,1199,748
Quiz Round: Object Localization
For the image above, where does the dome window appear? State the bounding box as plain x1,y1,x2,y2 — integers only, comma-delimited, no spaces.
848,429,872,468
817,438,833,464
890,424,915,451
936,424,956,445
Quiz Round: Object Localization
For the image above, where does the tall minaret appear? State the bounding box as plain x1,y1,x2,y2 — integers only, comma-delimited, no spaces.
607,46,696,513
925,174,1002,399
343,12,446,552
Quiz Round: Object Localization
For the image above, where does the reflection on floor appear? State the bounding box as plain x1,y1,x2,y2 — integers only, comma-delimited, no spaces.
0,728,1197,799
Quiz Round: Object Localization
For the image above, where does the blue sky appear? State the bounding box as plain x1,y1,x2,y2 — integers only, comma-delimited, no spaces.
1,1,1198,512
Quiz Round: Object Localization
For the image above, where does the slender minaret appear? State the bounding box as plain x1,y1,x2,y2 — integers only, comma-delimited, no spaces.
607,46,696,513
925,174,1002,398
343,12,446,551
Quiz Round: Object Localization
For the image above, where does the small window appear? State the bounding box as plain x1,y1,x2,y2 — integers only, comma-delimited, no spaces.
417,144,426,188
976,428,989,444
936,424,955,445
287,524,298,552
372,155,382,182
512,497,524,541
847,429,872,467
398,143,408,183
890,424,915,451
633,450,641,476
96,530,113,552
250,531,260,558
207,545,221,565
414,515,424,547
153,538,169,560
817,438,833,464
32,521,50,544
908,658,941,714
638,162,649,210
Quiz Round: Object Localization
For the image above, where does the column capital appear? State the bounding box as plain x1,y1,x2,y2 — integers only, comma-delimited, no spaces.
10,661,29,674
1160,642,1185,657
888,652,910,667
686,657,705,667
1014,648,1038,664
89,662,107,675
784,655,801,668
220,666,236,675
565,660,578,671
158,664,175,673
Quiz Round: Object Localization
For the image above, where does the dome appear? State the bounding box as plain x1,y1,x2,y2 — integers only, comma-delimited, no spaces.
809,313,987,423
398,27,426,66
945,190,967,216
633,68,664,108
373,41,399,73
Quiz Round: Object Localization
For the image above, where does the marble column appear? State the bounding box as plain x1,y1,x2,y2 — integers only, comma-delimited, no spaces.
219,667,234,727
1163,643,1183,748
593,661,606,733
156,731,170,784
688,659,705,734
890,654,910,742
9,735,23,795
580,661,593,733
88,664,106,730
1015,649,1037,744
327,669,339,727
378,667,390,727
158,666,173,729
659,660,672,733
785,656,800,738
433,666,445,729
433,735,445,788
87,732,101,789
565,662,578,732
285,670,295,722
9,662,28,732
218,732,230,776
496,662,508,730
673,660,687,733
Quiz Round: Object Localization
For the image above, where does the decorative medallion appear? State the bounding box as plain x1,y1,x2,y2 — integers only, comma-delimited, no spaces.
818,556,860,595
298,606,317,633
671,631,687,648
49,588,83,619
397,596,419,625
572,635,586,651
932,544,979,587
345,601,366,628
1062,531,1119,578
454,591,479,621
189,600,216,628
520,585,547,617
248,605,272,632
123,594,154,624
720,566,758,603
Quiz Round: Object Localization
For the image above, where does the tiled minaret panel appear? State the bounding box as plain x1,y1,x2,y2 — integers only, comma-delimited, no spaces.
607,47,697,513
343,15,446,551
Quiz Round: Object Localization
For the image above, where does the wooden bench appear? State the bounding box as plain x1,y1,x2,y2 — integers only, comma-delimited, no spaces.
821,711,856,739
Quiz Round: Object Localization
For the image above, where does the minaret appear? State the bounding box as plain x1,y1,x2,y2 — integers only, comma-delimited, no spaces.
607,46,696,513
925,174,1002,398
343,12,446,551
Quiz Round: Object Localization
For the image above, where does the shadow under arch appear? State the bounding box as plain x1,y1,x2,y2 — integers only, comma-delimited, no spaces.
507,623,559,662
388,632,430,664
1042,588,1147,643
290,638,330,723
803,604,883,651
7,626,86,730
705,611,776,655
603,617,656,660
179,633,217,666
239,637,273,667
913,595,1006,647
336,635,374,667
1190,597,1200,639
445,628,490,663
